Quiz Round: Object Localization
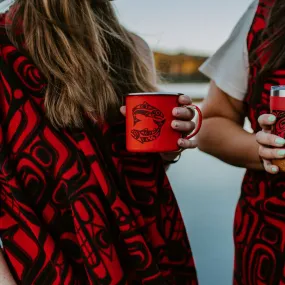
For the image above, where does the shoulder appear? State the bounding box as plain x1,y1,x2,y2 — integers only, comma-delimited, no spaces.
222,0,257,43
129,33,154,68
130,34,152,57
199,0,258,101
129,33,156,84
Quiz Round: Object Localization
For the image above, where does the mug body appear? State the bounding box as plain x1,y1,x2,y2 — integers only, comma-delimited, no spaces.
126,92,181,152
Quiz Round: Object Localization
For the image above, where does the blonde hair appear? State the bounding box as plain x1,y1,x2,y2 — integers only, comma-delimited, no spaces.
7,0,156,127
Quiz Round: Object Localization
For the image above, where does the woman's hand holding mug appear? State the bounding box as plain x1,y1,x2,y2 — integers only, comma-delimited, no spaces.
120,94,201,162
160,94,198,162
256,114,285,174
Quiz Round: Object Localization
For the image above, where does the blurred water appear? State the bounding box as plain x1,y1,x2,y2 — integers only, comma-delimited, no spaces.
163,83,246,285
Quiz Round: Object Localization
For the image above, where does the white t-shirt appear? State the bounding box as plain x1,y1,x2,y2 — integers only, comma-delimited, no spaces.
199,0,258,101
0,0,14,14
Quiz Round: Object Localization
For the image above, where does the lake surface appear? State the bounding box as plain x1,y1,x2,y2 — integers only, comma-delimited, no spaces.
162,83,245,285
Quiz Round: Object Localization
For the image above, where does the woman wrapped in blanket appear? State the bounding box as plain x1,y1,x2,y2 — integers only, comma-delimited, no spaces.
0,0,198,284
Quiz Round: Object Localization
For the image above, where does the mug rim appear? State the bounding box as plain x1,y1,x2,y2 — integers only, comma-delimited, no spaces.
271,90,285,97
127,92,183,96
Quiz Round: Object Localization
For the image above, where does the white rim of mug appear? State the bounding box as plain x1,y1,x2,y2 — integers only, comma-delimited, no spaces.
271,90,285,97
271,86,285,97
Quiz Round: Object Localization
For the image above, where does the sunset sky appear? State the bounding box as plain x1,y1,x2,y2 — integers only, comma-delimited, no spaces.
114,0,253,55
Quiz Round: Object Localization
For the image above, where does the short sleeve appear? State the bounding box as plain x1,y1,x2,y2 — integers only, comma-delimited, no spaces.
199,0,258,101
0,0,14,14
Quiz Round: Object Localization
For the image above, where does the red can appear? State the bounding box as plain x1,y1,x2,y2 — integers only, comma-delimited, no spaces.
270,86,285,171
126,92,202,153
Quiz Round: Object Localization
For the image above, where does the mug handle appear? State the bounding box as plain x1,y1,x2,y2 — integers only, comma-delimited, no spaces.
184,105,203,140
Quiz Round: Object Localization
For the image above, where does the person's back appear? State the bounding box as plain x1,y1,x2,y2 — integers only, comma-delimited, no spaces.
0,1,198,284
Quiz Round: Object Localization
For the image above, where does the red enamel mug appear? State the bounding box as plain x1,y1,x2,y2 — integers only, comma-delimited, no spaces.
126,92,203,153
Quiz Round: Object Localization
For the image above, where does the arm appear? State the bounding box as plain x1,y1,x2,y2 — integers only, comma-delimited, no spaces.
0,250,17,285
197,80,262,170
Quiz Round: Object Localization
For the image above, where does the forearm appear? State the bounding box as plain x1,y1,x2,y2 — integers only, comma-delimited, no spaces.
0,250,16,285
198,117,262,170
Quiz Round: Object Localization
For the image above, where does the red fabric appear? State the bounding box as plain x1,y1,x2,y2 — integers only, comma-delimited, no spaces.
234,0,285,284
0,15,197,284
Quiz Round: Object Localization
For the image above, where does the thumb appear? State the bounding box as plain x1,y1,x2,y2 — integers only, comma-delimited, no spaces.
258,114,276,131
120,106,126,116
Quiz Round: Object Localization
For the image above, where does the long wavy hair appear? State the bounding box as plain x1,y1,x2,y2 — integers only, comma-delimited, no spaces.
256,0,285,73
6,0,156,127
247,0,285,103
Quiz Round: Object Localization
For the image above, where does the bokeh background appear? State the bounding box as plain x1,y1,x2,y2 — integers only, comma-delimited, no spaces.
113,1,252,284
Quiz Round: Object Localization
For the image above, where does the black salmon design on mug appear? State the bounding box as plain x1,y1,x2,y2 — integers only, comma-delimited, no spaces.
131,101,166,143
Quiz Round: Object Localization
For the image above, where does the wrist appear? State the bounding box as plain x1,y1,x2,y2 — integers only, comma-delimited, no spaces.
245,135,264,170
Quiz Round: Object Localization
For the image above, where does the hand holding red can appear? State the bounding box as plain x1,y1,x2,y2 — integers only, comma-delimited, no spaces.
256,86,285,174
